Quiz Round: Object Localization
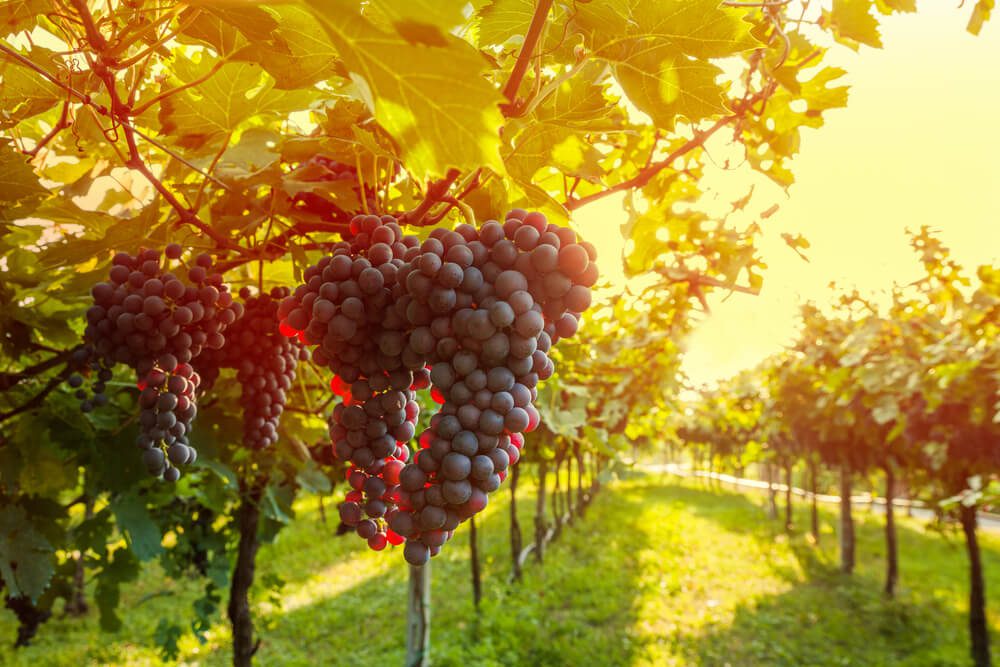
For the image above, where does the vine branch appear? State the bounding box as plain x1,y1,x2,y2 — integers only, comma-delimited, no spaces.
565,87,775,211
399,168,461,226
501,0,555,114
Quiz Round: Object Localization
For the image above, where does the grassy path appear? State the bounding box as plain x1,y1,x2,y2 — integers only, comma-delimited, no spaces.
2,473,999,666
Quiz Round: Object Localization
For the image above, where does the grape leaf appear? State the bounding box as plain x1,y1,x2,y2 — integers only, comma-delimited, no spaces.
534,63,625,131
575,0,758,128
874,0,917,14
111,493,164,561
826,0,883,50
178,5,278,55
477,0,535,47
504,123,605,184
0,139,46,204
372,0,469,46
0,506,54,601
0,0,47,36
303,0,505,180
612,49,727,128
158,58,318,148
0,62,61,129
95,547,139,632
967,0,994,35
252,5,342,89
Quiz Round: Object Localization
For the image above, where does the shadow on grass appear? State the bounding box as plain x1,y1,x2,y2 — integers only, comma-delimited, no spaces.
676,568,976,667
646,475,1000,667
207,484,654,667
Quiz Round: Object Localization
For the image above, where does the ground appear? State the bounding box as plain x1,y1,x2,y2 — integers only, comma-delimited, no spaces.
2,471,998,666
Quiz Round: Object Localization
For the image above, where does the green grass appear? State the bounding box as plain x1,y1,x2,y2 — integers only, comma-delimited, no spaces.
3,473,999,666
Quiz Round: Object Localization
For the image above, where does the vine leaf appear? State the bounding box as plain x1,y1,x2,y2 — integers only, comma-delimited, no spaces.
158,58,318,149
575,0,758,128
252,6,343,89
0,506,54,602
0,60,61,129
0,139,46,204
372,0,469,46
95,548,139,632
825,0,883,50
304,0,505,180
111,493,164,562
0,0,48,36
477,0,536,47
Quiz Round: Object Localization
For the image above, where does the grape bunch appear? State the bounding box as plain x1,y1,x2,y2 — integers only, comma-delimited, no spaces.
386,210,596,564
84,246,242,480
135,360,199,481
66,344,112,413
280,210,597,564
278,214,427,550
196,287,308,449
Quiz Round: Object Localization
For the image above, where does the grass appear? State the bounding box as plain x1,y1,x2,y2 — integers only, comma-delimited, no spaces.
3,472,999,666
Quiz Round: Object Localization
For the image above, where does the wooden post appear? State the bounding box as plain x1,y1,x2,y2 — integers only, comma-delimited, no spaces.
469,516,482,610
767,463,778,520
784,461,793,531
839,464,855,574
961,504,991,667
229,479,265,667
535,460,548,564
510,463,523,581
405,563,431,667
810,460,820,544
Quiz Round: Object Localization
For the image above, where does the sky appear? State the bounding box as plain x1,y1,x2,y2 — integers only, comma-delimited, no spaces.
574,3,1000,387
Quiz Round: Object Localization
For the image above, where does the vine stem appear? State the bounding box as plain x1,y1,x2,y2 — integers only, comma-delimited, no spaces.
0,43,97,108
565,87,774,211
64,0,247,256
399,169,461,226
501,0,555,107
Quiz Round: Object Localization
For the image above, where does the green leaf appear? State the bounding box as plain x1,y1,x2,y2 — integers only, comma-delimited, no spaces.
252,5,342,89
0,0,48,36
872,397,899,425
295,466,332,494
874,0,917,14
477,0,535,47
303,0,504,180
95,547,139,632
158,58,318,148
0,505,54,601
110,493,163,561
372,0,469,46
534,64,624,131
826,0,883,50
178,5,278,56
193,457,239,490
0,59,61,129
613,50,726,128
0,139,46,204
967,0,994,35
504,124,605,185
575,0,757,128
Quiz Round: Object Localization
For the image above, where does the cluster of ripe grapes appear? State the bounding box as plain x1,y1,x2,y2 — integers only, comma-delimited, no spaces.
197,287,308,450
280,210,596,564
82,246,242,480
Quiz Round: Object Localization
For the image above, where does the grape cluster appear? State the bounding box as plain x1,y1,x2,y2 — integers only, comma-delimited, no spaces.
278,214,426,550
197,287,308,449
84,246,242,480
135,361,199,481
279,210,597,564
66,345,112,413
